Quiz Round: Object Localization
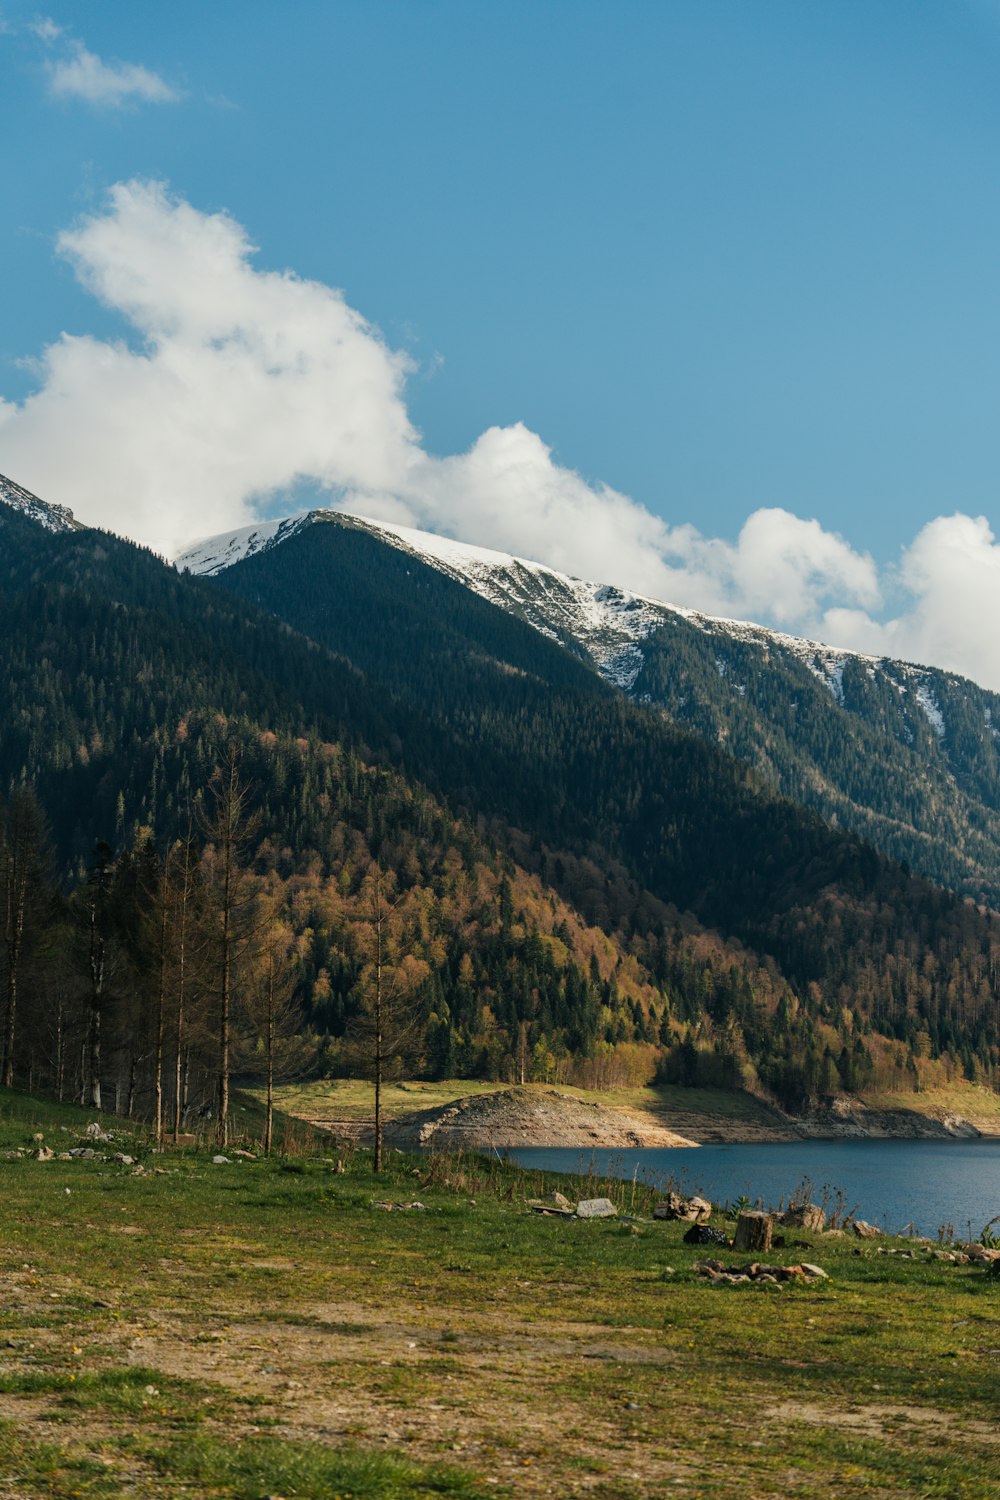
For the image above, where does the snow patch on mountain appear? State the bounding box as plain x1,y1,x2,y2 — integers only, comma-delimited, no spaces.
914,681,946,739
0,472,82,533
177,514,313,575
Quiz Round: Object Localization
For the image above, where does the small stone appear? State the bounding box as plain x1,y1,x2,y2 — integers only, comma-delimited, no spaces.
212,1155,230,1165
33,1146,54,1162
800,1263,829,1279
850,1219,880,1240
113,1153,135,1166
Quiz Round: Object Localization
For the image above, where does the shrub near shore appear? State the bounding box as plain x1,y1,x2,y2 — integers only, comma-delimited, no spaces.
2,1087,1000,1499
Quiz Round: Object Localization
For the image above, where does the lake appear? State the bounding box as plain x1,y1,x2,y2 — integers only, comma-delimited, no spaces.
505,1139,1000,1238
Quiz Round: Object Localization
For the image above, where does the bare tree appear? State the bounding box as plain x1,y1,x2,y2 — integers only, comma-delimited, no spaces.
345,865,423,1172
235,920,310,1154
168,824,204,1144
84,841,116,1111
201,744,261,1147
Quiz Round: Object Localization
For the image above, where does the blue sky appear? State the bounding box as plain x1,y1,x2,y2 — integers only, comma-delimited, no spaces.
3,2,1000,685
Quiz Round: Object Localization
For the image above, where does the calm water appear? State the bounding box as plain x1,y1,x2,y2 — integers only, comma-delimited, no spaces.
505,1139,1000,1238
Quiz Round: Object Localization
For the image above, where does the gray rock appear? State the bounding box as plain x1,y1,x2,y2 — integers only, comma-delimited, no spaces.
212,1154,230,1165
576,1197,618,1219
85,1123,111,1142
113,1153,135,1166
850,1219,880,1240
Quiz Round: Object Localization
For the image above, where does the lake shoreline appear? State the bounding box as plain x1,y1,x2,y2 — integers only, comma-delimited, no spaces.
304,1084,1000,1151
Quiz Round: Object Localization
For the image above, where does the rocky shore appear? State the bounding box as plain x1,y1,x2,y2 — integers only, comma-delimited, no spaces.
795,1096,985,1141
306,1084,1000,1151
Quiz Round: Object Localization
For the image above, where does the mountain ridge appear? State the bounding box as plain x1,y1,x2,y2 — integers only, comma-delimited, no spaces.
183,506,1000,906
0,471,84,535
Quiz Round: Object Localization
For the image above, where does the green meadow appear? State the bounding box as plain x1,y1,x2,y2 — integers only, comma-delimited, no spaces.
1,1087,999,1499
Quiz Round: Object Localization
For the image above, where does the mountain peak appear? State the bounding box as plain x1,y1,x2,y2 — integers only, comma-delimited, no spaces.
0,473,84,534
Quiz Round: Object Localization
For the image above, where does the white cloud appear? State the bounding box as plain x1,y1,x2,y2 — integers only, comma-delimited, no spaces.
0,181,416,553
30,17,63,43
47,42,177,107
822,514,1000,690
2,180,999,690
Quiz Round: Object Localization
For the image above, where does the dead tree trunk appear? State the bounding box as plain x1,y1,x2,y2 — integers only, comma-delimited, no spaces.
733,1211,774,1254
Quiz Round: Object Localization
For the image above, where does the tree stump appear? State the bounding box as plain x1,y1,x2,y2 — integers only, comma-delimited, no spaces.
732,1210,774,1253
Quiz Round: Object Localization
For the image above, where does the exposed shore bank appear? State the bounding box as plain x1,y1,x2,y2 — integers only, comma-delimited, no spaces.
294,1083,1000,1151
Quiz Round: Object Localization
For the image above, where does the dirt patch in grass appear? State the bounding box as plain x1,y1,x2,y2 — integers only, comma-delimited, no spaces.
765,1399,1000,1445
124,1302,692,1496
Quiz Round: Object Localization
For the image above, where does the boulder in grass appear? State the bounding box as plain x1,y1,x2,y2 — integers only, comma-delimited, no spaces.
783,1203,826,1233
850,1219,881,1240
653,1193,712,1223
576,1198,618,1219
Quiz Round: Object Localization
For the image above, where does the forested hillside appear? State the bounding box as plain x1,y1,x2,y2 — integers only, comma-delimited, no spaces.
205,519,1000,1095
2,497,1000,1123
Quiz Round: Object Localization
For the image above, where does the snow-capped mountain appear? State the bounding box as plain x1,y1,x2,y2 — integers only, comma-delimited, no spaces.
178,506,959,733
0,472,83,534
180,506,1000,906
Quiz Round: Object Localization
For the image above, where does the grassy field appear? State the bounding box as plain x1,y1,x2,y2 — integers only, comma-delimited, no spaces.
2,1086,1000,1498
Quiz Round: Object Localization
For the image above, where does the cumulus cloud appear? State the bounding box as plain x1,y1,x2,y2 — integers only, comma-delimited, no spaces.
0,181,416,552
823,515,1000,690
47,42,178,106
1,180,999,689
